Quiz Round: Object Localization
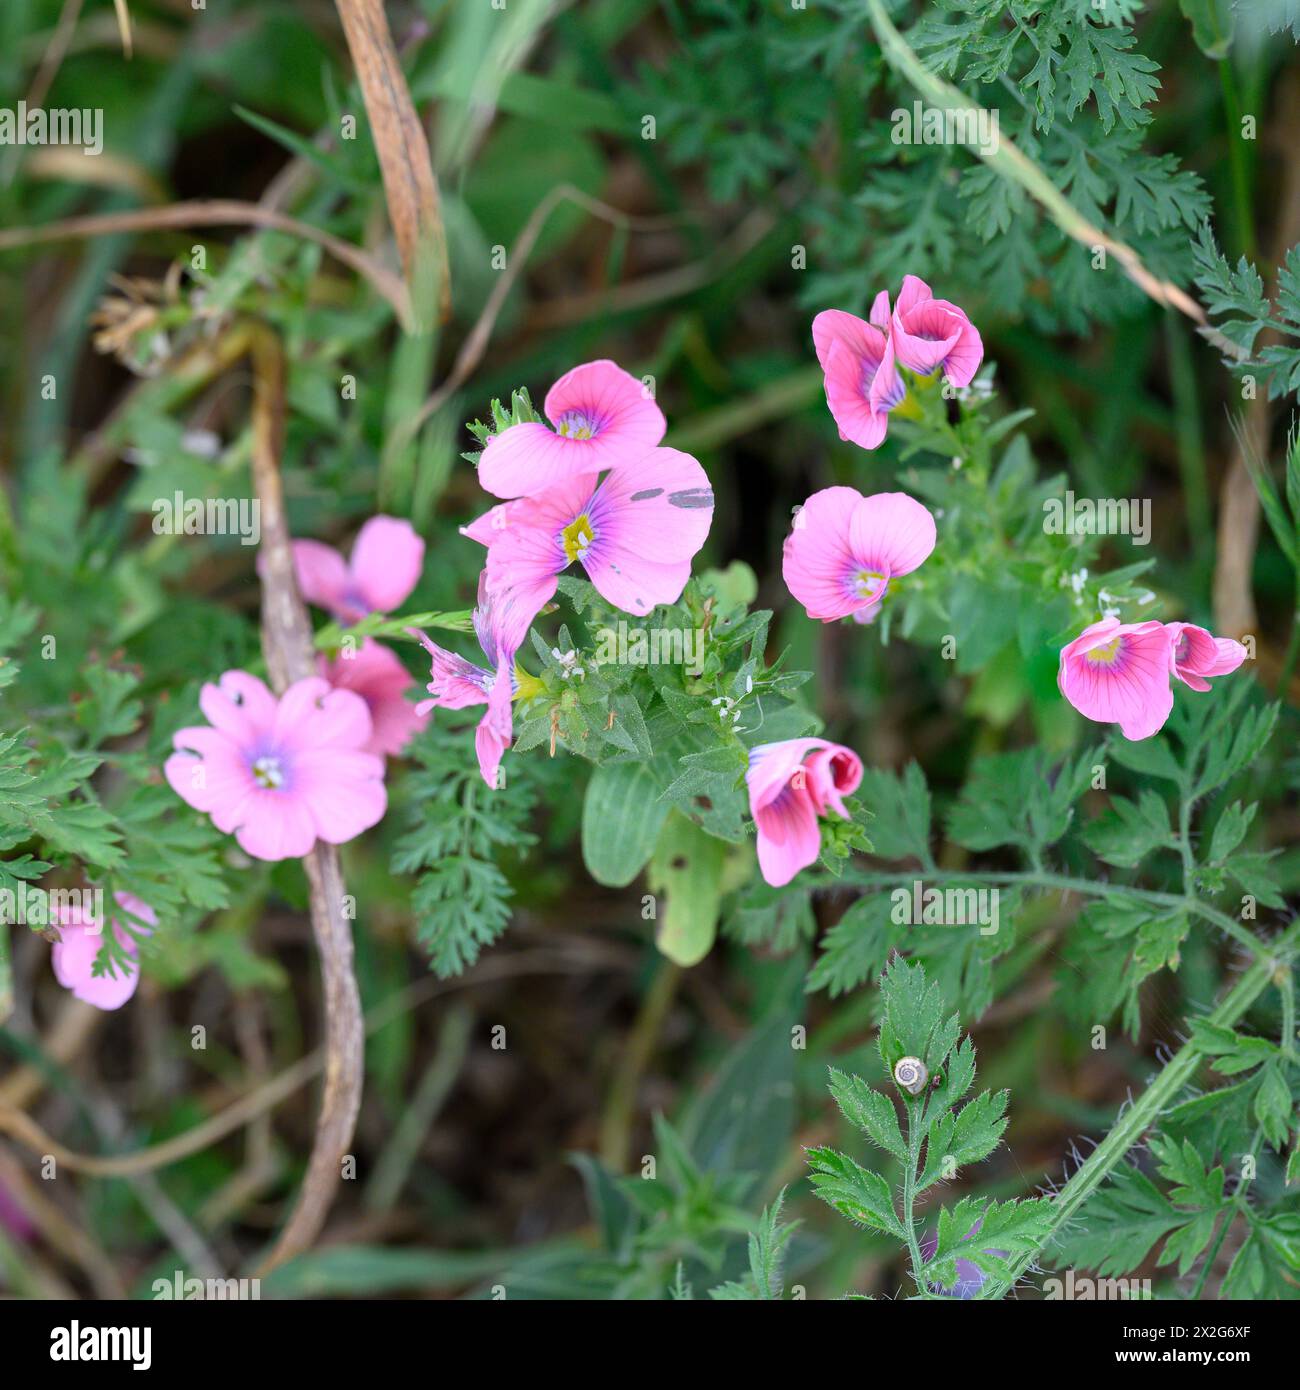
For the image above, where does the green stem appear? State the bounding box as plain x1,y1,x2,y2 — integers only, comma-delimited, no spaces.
1218,58,1257,265
314,607,475,652
901,1095,934,1299
1281,967,1297,1059
980,919,1300,1300
837,868,1266,961
1188,1208,1235,1300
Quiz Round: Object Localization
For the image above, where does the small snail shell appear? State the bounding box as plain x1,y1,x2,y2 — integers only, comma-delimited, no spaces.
893,1056,928,1096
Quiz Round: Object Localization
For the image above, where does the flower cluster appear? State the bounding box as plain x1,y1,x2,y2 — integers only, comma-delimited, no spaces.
128,274,1253,1009
812,275,983,451
417,358,715,788
1058,617,1247,741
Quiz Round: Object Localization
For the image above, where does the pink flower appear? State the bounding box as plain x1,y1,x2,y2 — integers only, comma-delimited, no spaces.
164,671,387,860
51,892,155,1012
812,299,904,450
889,274,983,386
291,515,425,624
812,278,982,451
745,738,864,887
1057,617,1175,741
481,447,714,625
783,486,936,623
477,360,666,500
318,638,427,757
411,579,533,789
1166,622,1247,692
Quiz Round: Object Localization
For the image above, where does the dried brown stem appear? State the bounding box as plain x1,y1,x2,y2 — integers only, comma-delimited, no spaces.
245,324,364,1274
0,200,413,328
334,0,448,324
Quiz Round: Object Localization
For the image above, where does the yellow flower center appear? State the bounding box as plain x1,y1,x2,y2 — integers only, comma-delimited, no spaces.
854,569,887,601
1084,636,1123,665
562,513,594,565
513,664,545,703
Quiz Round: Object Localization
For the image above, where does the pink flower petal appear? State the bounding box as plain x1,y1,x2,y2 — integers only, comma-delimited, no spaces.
274,678,373,753
753,785,823,887
291,749,388,843
1058,618,1175,741
350,516,425,612
319,640,427,757
848,491,937,578
292,540,354,619
579,447,714,614
783,486,872,622
50,893,154,1012
474,657,514,789
478,360,666,499
822,340,891,450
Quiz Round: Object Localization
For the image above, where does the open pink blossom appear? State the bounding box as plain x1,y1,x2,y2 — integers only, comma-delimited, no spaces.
164,671,387,860
291,515,425,624
51,892,155,1012
1057,617,1175,741
318,638,427,757
890,274,983,386
812,298,905,450
1165,622,1247,692
477,360,666,500
483,446,713,626
783,486,936,623
746,738,863,887
410,579,534,789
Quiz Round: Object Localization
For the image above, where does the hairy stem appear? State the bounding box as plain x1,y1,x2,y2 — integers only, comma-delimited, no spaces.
839,868,1266,961
980,919,1300,1299
901,1095,934,1299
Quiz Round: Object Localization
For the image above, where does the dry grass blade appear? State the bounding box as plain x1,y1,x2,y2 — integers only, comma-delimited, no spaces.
0,199,413,328
111,0,132,58
334,0,449,325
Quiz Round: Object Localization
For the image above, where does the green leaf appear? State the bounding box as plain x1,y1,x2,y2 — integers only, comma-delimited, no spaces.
1253,1062,1293,1149
827,1067,907,1162
580,760,668,888
1180,0,1235,58
918,1089,1009,1190
647,812,726,967
806,1146,904,1238
1082,788,1173,868
854,762,931,863
1208,800,1255,863
1059,1163,1182,1276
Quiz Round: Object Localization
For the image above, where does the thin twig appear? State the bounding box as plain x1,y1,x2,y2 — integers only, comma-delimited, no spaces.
386,184,711,461
864,0,1244,359
0,200,413,328
0,946,632,1179
245,324,364,1275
